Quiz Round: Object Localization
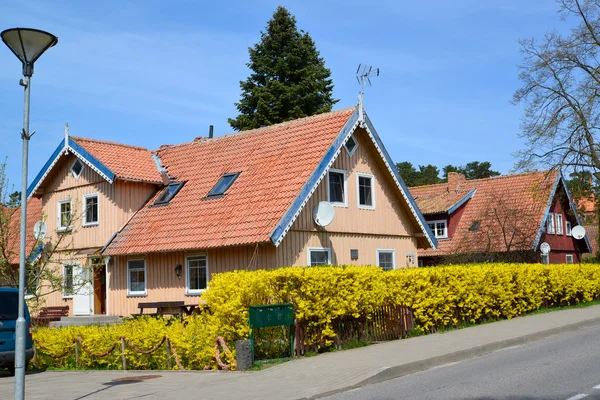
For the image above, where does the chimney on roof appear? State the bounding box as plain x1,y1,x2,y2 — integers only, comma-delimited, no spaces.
209,125,214,139
448,172,466,190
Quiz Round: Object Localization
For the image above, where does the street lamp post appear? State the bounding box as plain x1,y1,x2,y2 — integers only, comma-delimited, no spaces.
1,27,57,400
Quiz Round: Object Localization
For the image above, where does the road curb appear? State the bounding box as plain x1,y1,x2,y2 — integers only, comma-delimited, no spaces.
306,315,600,400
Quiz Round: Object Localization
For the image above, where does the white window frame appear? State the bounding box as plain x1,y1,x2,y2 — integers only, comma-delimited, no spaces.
83,193,100,227
62,263,76,299
327,168,348,207
546,213,555,234
376,249,396,271
344,134,358,157
127,259,147,296
307,247,332,266
186,254,209,295
565,254,574,264
70,158,84,180
555,213,563,235
427,219,448,239
566,221,572,236
357,172,376,210
57,199,72,231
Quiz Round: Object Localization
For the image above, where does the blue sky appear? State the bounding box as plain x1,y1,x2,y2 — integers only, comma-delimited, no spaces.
0,0,568,190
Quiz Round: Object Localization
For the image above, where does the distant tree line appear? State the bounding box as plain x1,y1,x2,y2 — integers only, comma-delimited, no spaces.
396,161,500,187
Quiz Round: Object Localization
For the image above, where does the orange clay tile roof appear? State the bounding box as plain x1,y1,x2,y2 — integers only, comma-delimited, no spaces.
410,171,558,257
411,189,473,215
70,137,163,184
104,108,356,255
6,198,43,264
584,225,598,257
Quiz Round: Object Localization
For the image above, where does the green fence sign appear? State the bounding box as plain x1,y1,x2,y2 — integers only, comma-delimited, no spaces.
248,303,295,364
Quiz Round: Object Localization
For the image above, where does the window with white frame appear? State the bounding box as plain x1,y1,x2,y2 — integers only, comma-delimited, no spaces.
83,194,99,226
541,254,549,264
566,254,574,264
344,135,358,156
127,259,146,296
566,221,572,236
328,169,347,206
546,213,555,234
427,220,448,239
377,250,395,271
555,213,564,235
63,264,74,297
70,159,84,180
308,248,331,266
58,199,72,231
357,173,375,209
186,254,208,293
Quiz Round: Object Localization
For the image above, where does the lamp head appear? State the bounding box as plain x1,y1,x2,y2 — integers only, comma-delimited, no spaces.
1,28,58,76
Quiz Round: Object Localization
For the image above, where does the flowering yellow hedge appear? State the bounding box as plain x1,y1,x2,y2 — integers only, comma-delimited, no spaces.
34,263,600,370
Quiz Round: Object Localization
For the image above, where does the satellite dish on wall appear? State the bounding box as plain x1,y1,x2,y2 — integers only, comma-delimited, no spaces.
540,242,551,255
33,221,47,240
313,201,334,227
572,225,586,240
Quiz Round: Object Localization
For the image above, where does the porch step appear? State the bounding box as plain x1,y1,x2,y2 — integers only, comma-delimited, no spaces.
49,315,122,328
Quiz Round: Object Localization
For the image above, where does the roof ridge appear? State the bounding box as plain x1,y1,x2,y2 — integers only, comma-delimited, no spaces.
460,170,553,184
157,107,357,151
70,136,151,152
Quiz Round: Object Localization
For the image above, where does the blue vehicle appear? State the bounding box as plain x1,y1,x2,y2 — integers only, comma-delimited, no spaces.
0,288,33,376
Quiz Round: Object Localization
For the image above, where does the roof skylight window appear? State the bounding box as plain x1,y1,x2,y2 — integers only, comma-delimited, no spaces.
154,182,184,205
469,221,480,232
207,172,240,197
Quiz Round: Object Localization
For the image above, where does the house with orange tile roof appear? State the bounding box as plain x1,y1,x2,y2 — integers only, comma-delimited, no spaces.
23,107,436,317
409,171,592,265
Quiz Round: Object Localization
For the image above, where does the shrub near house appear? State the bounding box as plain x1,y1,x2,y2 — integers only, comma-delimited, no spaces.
33,263,600,371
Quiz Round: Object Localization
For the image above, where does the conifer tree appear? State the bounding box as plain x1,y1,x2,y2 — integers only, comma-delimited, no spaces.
229,6,338,131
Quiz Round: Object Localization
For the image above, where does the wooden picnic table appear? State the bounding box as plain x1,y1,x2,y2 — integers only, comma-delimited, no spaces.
135,301,199,316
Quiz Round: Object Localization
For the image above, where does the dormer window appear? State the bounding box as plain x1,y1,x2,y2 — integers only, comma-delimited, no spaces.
469,221,480,232
70,159,83,180
344,135,358,156
207,172,240,197
154,182,184,205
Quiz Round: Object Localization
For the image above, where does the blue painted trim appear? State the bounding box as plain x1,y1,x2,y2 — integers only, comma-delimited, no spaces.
27,139,65,197
447,189,476,215
269,109,360,245
559,172,593,253
363,113,438,249
68,138,115,182
27,243,44,263
533,174,561,251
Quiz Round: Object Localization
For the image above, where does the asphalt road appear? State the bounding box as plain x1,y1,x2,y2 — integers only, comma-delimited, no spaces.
322,324,600,400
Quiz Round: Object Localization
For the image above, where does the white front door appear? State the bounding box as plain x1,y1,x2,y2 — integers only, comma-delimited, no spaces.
73,265,92,316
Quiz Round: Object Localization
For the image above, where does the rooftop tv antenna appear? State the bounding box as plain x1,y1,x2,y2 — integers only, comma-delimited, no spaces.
356,64,379,125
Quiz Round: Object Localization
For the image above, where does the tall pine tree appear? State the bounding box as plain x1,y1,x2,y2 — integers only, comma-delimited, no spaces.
228,6,338,131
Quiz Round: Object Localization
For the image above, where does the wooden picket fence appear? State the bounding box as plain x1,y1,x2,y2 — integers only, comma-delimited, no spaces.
294,305,414,355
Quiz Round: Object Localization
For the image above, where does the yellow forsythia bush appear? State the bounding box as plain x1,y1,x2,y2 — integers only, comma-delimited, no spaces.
34,263,600,370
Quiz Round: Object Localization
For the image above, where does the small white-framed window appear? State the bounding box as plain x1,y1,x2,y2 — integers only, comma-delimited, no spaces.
427,220,448,239
57,199,72,231
541,254,549,264
357,172,376,210
565,254,574,264
186,254,209,294
406,252,416,266
83,193,99,227
327,168,347,207
127,259,146,296
344,135,358,157
546,213,555,234
555,213,563,235
63,264,75,298
308,247,331,266
70,159,84,180
377,249,395,271
566,221,572,236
